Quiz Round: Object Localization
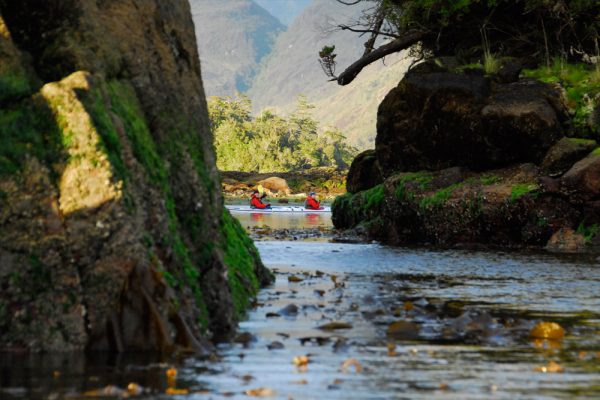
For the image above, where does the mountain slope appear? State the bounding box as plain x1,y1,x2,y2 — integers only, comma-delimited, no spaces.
254,0,311,26
247,1,412,150
190,0,285,96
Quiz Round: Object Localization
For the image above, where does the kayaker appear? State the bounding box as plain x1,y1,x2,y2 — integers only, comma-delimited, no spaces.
250,189,271,209
305,192,321,210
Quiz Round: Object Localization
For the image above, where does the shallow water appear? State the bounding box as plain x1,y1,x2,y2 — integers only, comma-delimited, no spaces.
233,210,332,230
2,213,600,399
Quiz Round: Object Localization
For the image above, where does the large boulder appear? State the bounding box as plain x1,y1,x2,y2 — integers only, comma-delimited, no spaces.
376,66,567,176
541,137,598,176
257,176,290,196
562,150,600,199
346,149,383,194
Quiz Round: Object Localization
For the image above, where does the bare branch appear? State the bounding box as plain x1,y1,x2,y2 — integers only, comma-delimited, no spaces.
337,30,430,85
336,0,363,5
337,24,399,39
362,7,386,56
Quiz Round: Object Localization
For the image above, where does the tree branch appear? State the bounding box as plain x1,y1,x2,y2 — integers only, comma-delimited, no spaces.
337,24,399,39
337,30,430,85
336,0,363,5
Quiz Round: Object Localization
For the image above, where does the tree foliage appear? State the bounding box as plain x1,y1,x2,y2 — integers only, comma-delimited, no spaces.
327,0,600,84
208,95,358,172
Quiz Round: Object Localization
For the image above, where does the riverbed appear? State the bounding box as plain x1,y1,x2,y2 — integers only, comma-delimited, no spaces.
2,212,600,399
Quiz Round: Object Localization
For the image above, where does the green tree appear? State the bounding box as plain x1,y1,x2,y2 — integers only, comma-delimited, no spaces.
325,0,600,85
208,95,358,172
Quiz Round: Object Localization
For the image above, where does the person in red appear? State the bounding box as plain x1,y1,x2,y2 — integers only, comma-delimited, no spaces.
305,191,321,210
250,189,271,209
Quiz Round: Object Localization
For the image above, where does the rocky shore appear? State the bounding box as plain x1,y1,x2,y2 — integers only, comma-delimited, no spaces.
221,167,346,201
333,62,600,253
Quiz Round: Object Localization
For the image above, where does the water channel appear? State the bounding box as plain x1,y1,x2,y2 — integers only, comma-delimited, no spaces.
2,211,600,399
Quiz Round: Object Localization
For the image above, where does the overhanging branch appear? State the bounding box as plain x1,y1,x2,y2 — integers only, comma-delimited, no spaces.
337,30,430,85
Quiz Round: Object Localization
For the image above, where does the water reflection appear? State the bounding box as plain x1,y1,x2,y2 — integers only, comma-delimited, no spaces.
234,211,332,230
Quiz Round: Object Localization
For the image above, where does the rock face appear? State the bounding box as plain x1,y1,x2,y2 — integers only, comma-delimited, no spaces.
0,1,271,352
376,65,567,175
541,137,598,176
346,149,383,194
258,176,291,196
335,63,600,252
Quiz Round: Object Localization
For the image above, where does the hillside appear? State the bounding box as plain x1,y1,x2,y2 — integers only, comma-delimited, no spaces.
247,1,412,150
190,0,284,96
254,0,311,26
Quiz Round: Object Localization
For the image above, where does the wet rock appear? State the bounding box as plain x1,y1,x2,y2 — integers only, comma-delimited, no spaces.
346,149,383,194
546,228,587,253
233,332,256,346
317,321,353,331
496,59,523,83
278,304,299,317
257,177,291,196
267,341,284,350
541,137,598,176
386,321,420,340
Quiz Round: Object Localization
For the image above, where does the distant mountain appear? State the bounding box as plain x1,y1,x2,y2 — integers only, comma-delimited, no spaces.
254,0,312,25
247,0,411,150
190,0,285,96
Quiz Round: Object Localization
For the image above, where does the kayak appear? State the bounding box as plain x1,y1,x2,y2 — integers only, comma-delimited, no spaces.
225,205,331,213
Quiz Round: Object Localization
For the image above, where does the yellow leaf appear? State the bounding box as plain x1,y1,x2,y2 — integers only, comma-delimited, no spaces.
166,367,177,378
387,343,397,357
127,382,143,395
293,355,310,366
245,387,276,397
530,322,565,340
535,360,564,373
291,379,308,385
166,388,189,395
288,275,304,282
341,358,363,373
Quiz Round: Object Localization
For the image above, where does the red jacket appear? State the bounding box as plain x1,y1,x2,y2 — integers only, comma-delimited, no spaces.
305,195,321,210
251,193,268,209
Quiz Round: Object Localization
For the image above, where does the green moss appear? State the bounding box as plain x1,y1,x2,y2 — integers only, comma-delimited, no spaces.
106,81,169,188
591,147,600,156
510,183,539,201
364,184,384,210
220,209,264,318
522,61,600,137
0,68,31,102
89,79,215,328
85,86,128,181
0,99,62,176
165,196,209,328
394,171,433,200
479,175,501,185
577,222,598,242
420,182,462,209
